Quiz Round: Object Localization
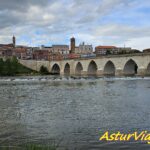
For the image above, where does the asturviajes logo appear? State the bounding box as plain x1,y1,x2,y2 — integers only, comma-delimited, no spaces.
99,131,150,144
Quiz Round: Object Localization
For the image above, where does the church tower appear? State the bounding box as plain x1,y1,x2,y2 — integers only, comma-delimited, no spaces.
70,37,75,53
12,35,16,47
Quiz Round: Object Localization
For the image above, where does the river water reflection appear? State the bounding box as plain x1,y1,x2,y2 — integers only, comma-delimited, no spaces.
0,76,150,150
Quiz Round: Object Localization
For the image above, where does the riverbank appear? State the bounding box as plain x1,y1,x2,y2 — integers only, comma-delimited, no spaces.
0,57,36,76
0,57,51,76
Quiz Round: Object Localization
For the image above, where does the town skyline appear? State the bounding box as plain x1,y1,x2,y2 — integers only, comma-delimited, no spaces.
0,35,149,51
0,0,150,50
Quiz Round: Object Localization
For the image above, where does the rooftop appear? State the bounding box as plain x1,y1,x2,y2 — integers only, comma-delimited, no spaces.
52,45,69,47
95,46,117,49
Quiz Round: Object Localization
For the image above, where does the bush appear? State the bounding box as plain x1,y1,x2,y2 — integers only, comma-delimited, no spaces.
0,58,4,74
40,66,49,75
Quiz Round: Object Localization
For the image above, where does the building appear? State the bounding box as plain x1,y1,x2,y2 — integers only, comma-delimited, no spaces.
75,42,93,54
32,50,49,60
143,48,150,53
0,48,13,57
51,45,69,54
95,46,133,55
40,45,52,51
13,46,28,59
117,47,132,54
26,47,34,59
75,46,79,53
0,43,14,58
0,35,17,58
0,43,14,48
31,45,69,61
70,37,93,54
12,35,16,47
95,46,117,55
70,37,75,53
48,53,63,61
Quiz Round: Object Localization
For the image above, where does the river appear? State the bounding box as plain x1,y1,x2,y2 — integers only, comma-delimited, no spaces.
0,76,150,150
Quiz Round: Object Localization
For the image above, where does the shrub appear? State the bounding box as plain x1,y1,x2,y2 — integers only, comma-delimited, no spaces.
40,66,49,75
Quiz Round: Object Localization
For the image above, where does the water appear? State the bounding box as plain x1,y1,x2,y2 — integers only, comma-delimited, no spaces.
0,76,150,150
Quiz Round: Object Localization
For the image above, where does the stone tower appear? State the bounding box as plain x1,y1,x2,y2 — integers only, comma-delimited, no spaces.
70,37,75,53
12,35,16,47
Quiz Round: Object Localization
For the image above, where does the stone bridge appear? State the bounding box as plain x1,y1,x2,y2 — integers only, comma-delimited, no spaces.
19,53,150,76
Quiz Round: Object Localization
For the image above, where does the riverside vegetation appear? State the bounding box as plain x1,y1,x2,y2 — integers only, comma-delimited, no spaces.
0,57,49,76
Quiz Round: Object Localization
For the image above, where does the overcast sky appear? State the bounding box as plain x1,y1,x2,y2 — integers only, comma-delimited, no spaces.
0,0,150,50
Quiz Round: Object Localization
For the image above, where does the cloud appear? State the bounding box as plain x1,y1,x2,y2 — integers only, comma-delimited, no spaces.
92,24,150,49
94,24,150,38
0,0,50,11
0,0,150,50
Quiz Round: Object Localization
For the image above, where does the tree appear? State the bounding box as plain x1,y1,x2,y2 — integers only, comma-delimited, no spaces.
4,58,15,75
0,57,35,76
11,56,18,73
40,66,49,75
0,58,4,75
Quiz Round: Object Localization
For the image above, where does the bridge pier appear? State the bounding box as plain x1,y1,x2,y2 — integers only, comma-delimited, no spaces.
70,68,75,75
60,70,64,75
137,68,146,76
81,70,88,76
97,69,103,76
115,69,124,76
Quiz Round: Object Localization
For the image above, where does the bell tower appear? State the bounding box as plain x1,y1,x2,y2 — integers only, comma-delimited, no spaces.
70,37,75,53
12,35,16,47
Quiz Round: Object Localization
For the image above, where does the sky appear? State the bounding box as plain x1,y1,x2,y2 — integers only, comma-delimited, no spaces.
0,0,150,50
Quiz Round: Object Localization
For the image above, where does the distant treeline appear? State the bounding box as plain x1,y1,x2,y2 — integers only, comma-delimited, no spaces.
0,57,36,76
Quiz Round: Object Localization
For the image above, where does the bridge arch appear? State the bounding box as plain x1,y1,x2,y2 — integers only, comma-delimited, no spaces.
51,63,60,75
64,63,70,75
123,59,138,76
87,60,97,75
104,60,116,76
75,62,83,75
